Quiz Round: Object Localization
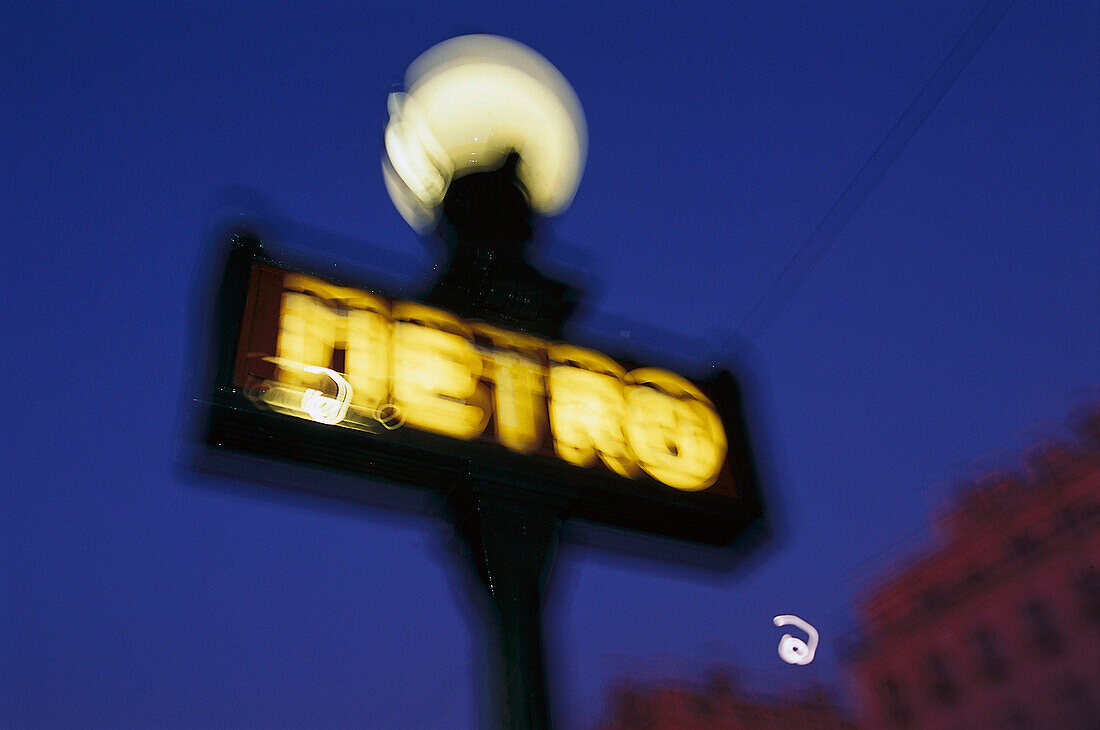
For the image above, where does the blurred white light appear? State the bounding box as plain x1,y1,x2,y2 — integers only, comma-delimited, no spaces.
774,615,819,666
301,365,353,425
383,34,587,232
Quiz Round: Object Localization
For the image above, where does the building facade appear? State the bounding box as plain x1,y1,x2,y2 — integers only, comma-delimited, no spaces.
597,670,856,730
846,407,1100,729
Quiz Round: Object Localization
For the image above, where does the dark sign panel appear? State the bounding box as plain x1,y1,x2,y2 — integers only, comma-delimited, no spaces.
207,235,763,545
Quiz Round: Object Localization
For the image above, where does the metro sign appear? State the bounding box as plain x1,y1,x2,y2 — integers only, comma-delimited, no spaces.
207,234,763,545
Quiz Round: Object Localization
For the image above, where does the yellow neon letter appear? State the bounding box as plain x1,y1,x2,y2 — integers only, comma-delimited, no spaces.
276,290,340,387
474,324,547,453
281,274,391,414
547,344,638,478
391,302,489,439
624,369,727,491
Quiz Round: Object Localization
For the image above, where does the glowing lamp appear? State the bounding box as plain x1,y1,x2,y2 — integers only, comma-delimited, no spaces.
383,35,587,233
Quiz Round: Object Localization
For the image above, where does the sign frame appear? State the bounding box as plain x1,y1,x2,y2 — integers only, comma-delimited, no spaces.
205,231,765,547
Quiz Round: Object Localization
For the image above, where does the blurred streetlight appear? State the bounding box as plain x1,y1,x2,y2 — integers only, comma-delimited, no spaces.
383,34,587,234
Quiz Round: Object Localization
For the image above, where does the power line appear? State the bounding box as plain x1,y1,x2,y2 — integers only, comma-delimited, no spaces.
722,0,1016,345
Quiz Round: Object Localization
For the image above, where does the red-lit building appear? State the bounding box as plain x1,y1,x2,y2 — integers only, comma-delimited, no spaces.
846,407,1100,729
596,670,856,729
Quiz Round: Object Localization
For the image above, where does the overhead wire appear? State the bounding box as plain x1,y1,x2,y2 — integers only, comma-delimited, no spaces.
708,0,1018,704
720,0,1016,346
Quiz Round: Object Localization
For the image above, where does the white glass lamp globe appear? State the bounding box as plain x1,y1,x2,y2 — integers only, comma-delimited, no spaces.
383,35,587,233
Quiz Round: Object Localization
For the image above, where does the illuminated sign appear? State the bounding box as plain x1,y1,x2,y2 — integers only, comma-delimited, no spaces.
209,237,762,545
244,270,726,491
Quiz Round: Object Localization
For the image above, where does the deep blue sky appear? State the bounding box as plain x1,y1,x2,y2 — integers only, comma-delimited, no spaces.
3,1,1097,727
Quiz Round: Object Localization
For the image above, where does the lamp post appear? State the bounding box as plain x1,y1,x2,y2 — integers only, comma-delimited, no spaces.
383,35,589,728
203,33,763,730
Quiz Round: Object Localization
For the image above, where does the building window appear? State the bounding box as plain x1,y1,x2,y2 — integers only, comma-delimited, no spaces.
1009,533,1037,560
1002,706,1035,730
1021,599,1061,655
961,566,985,591
880,677,911,727
923,653,957,704
969,627,1008,681
1072,568,1100,624
952,567,987,607
1057,505,1080,531
919,587,944,614
1059,678,1097,727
